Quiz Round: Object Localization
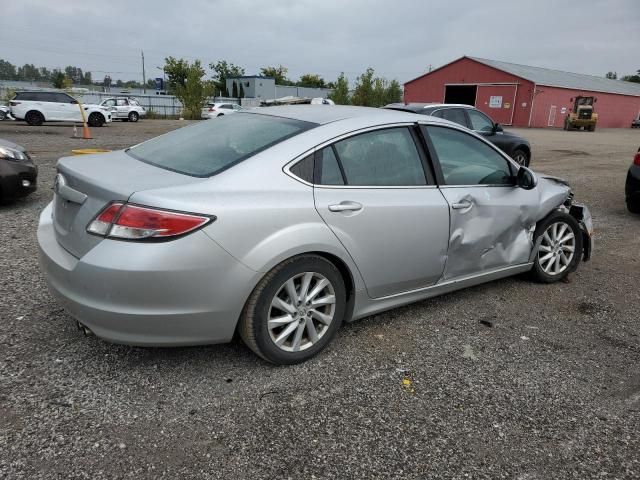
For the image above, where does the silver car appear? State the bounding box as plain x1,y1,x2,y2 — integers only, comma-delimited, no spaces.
38,106,593,364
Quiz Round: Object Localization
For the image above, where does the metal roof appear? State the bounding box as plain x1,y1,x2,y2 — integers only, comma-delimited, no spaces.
470,57,640,97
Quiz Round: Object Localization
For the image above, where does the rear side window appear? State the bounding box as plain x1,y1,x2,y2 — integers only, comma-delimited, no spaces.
317,147,344,185
440,108,468,127
128,113,316,177
333,128,426,186
467,110,494,132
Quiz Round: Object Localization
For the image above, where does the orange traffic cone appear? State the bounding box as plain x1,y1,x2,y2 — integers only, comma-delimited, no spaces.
82,123,92,140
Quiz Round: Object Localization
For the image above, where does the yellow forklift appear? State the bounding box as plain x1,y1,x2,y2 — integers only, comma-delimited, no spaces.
564,96,598,131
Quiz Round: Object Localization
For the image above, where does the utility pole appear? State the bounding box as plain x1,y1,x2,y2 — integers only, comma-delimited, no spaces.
141,50,146,94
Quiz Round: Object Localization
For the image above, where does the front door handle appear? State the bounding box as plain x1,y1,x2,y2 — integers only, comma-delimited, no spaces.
451,200,473,210
328,201,363,212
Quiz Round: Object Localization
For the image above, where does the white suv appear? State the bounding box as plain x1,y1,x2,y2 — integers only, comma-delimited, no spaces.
202,102,242,119
10,91,112,127
100,97,146,122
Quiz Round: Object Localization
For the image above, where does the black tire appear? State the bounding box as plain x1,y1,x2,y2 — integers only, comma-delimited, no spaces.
239,254,347,364
88,112,105,127
530,211,583,283
627,197,640,214
218,113,224,117
589,125,596,132
25,110,44,126
0,110,6,121
511,149,530,167
128,111,139,122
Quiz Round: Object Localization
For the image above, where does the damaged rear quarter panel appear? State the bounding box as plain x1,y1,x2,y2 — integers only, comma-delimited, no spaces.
439,177,571,280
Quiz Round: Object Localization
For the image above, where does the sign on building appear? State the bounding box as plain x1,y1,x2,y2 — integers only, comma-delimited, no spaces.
489,96,503,108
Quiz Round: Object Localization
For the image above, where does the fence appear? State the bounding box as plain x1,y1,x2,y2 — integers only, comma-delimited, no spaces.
0,84,245,118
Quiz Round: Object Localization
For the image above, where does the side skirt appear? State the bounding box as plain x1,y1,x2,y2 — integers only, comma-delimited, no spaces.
350,263,533,322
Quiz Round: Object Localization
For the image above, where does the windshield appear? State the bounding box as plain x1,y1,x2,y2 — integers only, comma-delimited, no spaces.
127,113,316,177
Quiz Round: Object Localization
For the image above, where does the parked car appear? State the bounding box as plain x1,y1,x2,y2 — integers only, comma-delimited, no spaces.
0,104,14,121
626,147,640,213
202,102,242,119
99,97,146,122
384,103,532,166
632,114,640,128
10,91,112,127
38,106,593,364
0,138,37,202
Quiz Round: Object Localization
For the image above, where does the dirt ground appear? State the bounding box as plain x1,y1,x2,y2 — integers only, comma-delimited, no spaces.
0,119,639,479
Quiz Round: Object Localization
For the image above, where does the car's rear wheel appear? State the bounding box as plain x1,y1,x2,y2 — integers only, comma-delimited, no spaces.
88,112,105,127
627,197,640,214
128,111,139,122
25,110,44,126
239,255,346,364
531,212,583,283
0,110,6,121
512,149,529,167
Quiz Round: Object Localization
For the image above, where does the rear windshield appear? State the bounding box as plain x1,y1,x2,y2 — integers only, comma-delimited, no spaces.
127,113,316,177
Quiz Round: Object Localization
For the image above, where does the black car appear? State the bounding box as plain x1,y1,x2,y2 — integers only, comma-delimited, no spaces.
626,147,640,213
384,103,532,166
0,138,37,202
632,114,640,128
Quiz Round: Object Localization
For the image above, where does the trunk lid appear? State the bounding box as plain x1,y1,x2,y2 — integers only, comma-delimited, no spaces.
53,150,203,258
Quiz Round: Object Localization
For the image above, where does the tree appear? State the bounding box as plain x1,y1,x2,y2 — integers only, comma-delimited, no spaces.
605,71,617,80
298,73,326,88
172,59,214,119
329,73,350,105
0,59,16,80
51,71,66,89
163,56,191,94
621,70,640,83
209,60,245,96
82,71,92,85
351,68,375,106
18,64,41,81
384,79,402,104
260,65,293,85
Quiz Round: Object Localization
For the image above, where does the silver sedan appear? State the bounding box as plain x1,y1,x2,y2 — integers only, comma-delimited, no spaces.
38,106,593,364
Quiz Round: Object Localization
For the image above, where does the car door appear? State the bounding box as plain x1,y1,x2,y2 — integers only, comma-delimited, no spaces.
464,108,512,150
56,93,79,121
312,126,450,298
102,99,117,117
37,92,63,120
116,98,129,118
421,124,540,280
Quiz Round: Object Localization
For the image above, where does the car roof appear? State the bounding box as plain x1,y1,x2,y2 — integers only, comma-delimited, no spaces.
246,105,431,125
385,103,475,111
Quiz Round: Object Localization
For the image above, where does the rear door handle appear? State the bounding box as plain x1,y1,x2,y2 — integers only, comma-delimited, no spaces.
451,200,473,210
328,201,363,212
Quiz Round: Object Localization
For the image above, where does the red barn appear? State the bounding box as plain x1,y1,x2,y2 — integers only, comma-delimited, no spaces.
404,56,640,128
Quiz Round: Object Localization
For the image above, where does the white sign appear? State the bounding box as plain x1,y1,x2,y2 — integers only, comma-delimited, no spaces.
561,107,567,114
489,96,503,108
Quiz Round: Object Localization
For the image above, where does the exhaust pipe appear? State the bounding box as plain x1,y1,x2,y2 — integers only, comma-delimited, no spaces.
76,321,94,337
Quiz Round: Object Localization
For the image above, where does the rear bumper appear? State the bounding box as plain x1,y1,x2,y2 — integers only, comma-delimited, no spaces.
37,202,260,346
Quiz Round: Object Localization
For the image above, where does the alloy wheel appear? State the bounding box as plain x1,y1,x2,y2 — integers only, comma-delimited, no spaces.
537,222,576,276
267,272,336,352
514,152,527,165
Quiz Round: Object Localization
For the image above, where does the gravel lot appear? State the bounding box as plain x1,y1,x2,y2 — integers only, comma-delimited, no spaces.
1,119,639,479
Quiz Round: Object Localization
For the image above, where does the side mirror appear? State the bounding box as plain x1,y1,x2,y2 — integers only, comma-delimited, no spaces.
492,123,503,133
70,99,78,104
516,166,537,190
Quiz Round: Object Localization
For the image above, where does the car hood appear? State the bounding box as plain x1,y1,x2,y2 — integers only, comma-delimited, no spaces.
0,138,26,152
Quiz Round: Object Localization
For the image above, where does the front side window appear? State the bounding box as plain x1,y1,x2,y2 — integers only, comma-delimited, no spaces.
333,128,426,186
55,93,74,103
128,113,316,177
467,109,494,132
425,126,513,186
103,99,116,107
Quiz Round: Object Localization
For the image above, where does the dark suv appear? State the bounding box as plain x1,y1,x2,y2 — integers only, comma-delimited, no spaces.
384,103,532,166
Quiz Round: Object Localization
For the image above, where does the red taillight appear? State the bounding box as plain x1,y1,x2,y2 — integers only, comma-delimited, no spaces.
208,107,214,111
87,203,212,240
634,151,640,166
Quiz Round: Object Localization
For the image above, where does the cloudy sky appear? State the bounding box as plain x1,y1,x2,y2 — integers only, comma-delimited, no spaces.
2,0,639,85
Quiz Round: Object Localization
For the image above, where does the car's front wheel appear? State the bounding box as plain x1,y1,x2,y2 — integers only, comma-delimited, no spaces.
88,112,105,127
512,149,529,167
239,255,346,364
531,212,583,283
